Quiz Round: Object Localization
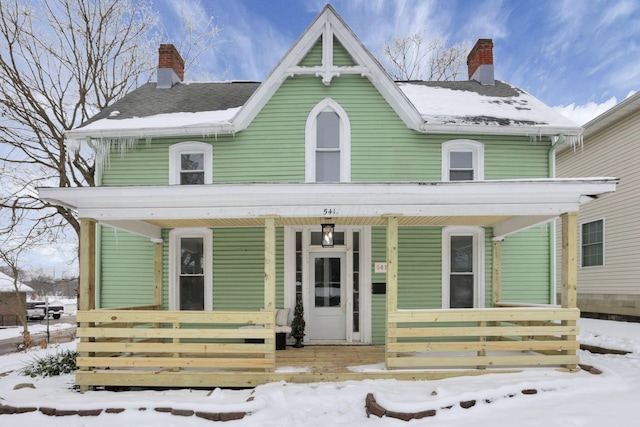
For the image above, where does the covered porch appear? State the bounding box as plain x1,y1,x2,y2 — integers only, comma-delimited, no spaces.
39,179,617,390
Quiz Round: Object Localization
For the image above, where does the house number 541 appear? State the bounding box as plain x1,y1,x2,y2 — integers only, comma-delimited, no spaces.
323,208,337,215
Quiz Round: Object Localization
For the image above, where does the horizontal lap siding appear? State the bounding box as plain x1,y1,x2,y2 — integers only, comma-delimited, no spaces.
557,112,640,295
501,225,551,304
213,228,285,311
484,136,550,178
99,226,155,307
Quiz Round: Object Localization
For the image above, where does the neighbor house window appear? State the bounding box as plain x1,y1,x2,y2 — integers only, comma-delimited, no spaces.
169,228,213,310
305,98,351,182
581,219,604,267
442,227,485,308
169,141,213,185
442,140,484,181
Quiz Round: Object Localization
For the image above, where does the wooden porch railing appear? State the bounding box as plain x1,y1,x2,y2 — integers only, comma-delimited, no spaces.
76,309,276,375
386,307,580,370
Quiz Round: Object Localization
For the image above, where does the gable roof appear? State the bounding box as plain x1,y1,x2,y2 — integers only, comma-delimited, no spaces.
66,5,581,142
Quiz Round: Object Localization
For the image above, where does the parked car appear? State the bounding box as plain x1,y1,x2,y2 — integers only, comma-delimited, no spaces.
33,301,64,319
26,302,45,320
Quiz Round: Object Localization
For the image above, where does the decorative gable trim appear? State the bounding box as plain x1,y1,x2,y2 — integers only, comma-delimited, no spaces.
232,4,423,133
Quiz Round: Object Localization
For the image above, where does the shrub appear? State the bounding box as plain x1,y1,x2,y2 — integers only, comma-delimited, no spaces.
22,349,78,378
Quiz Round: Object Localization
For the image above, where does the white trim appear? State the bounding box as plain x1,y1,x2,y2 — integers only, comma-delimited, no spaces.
442,139,485,181
168,228,213,311
169,141,213,185
579,217,605,268
441,226,485,309
232,5,423,134
305,98,351,182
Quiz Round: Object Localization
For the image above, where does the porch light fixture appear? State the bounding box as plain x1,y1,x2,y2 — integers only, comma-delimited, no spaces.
321,223,334,248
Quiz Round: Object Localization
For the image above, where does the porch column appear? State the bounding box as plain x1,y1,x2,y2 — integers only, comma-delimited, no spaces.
560,212,578,309
79,218,97,312
153,240,163,308
385,215,399,368
560,212,579,370
492,238,503,306
264,217,277,312
78,218,96,392
263,216,277,366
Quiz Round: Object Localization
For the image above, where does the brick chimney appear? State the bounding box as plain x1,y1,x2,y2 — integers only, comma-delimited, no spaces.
157,44,184,89
467,39,494,85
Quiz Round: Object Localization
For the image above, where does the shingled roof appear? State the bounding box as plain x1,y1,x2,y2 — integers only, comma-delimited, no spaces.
80,81,260,128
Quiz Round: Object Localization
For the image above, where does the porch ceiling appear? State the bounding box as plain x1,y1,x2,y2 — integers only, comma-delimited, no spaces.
144,215,514,228
38,178,618,240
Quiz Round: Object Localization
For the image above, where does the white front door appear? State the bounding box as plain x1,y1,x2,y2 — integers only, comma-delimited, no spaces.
308,252,346,341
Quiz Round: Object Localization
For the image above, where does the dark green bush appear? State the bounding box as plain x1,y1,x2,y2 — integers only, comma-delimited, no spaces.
21,349,78,377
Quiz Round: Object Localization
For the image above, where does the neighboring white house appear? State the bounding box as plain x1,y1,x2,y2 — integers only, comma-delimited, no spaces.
556,91,640,321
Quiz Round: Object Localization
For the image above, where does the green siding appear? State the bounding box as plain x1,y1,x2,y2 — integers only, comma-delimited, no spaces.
333,36,356,66
500,224,551,303
99,226,155,307
299,37,322,66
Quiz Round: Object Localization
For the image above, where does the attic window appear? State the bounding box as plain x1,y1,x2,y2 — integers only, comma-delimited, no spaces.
305,98,351,183
169,141,212,185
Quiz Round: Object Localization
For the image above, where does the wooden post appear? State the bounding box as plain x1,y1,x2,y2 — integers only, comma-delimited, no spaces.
560,212,578,370
153,241,163,309
385,215,399,369
492,239,502,306
78,218,96,392
79,218,97,312
561,212,578,309
264,216,277,368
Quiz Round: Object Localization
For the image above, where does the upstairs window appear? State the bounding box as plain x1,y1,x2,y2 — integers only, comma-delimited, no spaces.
169,142,212,185
306,98,351,182
581,219,604,267
442,140,484,181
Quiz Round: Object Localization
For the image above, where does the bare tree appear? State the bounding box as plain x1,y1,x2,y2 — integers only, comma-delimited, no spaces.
381,33,469,81
0,0,221,265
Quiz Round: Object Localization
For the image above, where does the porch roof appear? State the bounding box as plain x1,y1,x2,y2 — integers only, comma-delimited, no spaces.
39,178,617,240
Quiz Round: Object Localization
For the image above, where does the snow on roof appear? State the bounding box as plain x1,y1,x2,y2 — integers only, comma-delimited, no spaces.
76,107,240,135
399,80,580,129
0,271,34,293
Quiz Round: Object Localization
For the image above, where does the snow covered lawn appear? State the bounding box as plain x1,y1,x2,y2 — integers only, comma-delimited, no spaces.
0,318,639,426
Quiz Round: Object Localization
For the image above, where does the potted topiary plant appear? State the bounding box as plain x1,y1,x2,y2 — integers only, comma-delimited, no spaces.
290,299,305,348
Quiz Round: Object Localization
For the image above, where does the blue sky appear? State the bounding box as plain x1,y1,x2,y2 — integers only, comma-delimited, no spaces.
155,0,640,125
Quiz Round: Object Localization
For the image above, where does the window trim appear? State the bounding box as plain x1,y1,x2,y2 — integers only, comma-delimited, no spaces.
441,226,485,309
580,218,605,268
441,139,484,181
169,141,213,185
169,228,213,310
305,98,351,182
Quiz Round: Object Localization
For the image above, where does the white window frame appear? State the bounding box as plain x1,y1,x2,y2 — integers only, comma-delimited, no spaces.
169,228,213,311
441,139,484,181
305,98,351,182
169,141,213,185
441,226,485,308
580,218,605,268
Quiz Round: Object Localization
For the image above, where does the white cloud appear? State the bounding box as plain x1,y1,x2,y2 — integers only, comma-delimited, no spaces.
552,97,618,125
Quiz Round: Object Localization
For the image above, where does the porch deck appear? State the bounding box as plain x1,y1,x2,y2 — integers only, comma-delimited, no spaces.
75,307,578,390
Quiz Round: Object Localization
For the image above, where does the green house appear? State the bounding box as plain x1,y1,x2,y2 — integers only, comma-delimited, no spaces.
39,5,617,389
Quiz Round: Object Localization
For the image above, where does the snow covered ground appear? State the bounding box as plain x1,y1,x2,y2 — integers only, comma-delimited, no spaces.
0,318,639,426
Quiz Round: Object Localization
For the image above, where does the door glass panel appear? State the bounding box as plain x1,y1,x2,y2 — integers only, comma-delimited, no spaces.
314,257,341,307
311,231,344,245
